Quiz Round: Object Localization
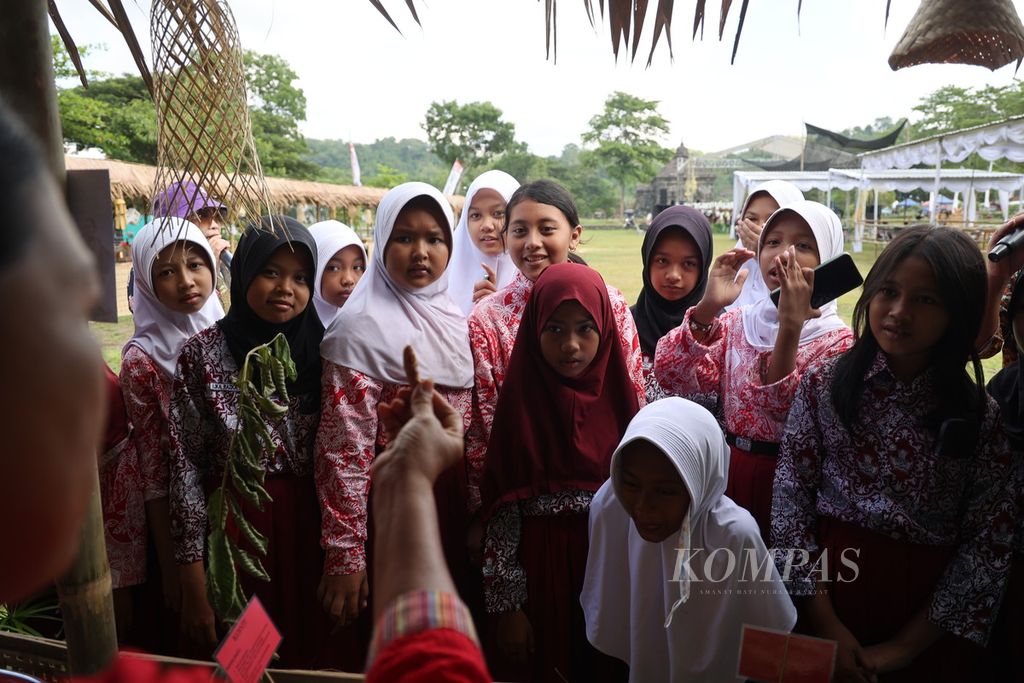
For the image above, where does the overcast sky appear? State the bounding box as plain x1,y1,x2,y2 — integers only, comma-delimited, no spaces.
56,0,1024,157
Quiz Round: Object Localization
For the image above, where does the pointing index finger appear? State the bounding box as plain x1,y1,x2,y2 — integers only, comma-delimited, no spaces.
403,345,421,386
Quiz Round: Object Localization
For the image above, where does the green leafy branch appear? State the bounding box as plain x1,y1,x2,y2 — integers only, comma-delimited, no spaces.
206,334,296,621
0,595,62,638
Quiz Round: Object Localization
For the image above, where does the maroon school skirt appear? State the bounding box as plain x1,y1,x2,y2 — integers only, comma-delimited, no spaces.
986,553,1024,681
231,474,366,672
815,517,983,682
433,461,486,627
725,444,778,541
488,512,626,683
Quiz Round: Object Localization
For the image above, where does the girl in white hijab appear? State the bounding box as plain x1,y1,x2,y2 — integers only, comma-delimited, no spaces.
654,201,853,537
123,217,225,376
119,217,224,611
315,182,475,627
447,170,520,315
308,220,367,327
582,397,797,682
727,180,804,311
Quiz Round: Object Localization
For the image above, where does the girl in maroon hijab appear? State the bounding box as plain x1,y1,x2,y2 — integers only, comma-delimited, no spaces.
480,262,639,682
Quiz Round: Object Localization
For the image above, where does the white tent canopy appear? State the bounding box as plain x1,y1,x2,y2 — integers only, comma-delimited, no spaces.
732,168,1024,224
859,115,1024,170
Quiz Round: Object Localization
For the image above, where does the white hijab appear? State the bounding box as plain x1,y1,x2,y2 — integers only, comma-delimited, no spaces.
309,220,367,327
321,182,474,388
123,217,225,376
741,200,849,351
582,398,796,682
447,170,521,316
727,180,805,311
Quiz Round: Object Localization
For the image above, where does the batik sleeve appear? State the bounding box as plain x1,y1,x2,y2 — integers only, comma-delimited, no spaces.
315,361,384,576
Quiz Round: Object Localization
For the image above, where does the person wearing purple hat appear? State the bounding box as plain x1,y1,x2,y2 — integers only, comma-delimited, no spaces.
128,182,231,312
152,181,230,260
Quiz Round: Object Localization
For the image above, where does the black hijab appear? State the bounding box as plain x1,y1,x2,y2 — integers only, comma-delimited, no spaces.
631,206,713,357
987,269,1024,447
217,216,325,409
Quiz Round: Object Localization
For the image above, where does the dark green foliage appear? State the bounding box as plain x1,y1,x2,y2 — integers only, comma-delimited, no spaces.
205,334,296,621
423,100,524,177
582,91,672,216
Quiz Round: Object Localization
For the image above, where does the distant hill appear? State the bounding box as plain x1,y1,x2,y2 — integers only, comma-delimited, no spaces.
306,137,449,187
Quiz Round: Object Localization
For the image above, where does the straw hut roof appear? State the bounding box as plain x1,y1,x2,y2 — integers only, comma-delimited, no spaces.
64,155,464,213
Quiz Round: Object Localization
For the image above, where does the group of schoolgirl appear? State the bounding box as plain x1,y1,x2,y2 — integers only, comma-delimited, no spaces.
98,168,1022,682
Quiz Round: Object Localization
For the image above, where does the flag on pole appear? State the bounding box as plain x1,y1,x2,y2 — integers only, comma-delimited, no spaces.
442,159,464,196
349,142,362,186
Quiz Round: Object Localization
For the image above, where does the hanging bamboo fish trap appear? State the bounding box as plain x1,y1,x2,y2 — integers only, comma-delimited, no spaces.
889,0,1024,71
149,0,278,234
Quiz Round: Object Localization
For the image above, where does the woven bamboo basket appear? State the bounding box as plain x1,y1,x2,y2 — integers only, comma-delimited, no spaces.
150,0,276,229
889,0,1024,71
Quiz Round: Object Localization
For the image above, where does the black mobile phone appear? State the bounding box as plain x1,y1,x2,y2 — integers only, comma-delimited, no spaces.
770,253,863,308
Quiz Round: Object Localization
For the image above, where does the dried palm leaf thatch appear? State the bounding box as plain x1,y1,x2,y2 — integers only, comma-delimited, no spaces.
150,0,277,237
366,0,752,65
50,0,153,94
889,0,1024,71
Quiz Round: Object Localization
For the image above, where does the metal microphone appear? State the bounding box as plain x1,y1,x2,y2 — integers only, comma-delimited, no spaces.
218,249,232,288
988,229,1024,262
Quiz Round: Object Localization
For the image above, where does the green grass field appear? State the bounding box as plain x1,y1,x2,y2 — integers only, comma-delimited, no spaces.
92,230,1002,380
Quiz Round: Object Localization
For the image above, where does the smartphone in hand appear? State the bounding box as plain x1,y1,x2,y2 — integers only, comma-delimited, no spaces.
770,253,863,308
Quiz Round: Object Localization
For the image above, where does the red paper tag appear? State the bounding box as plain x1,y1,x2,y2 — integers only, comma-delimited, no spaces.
737,625,789,682
214,596,282,683
737,625,836,683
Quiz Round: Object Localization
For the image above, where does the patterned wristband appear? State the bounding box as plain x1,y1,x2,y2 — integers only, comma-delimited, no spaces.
367,590,479,665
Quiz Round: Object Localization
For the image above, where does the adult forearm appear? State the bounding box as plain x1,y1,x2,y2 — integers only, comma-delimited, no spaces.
371,467,455,622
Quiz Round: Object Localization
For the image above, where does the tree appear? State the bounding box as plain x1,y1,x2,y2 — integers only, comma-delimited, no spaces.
363,164,409,188
913,84,1024,139
307,137,447,185
244,51,319,179
582,91,672,216
57,75,158,163
51,35,104,83
423,100,522,176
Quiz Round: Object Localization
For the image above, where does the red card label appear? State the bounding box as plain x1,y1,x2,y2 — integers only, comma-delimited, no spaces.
214,596,282,683
737,624,836,683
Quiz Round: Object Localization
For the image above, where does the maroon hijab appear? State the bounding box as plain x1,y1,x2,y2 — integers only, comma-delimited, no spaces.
480,263,641,518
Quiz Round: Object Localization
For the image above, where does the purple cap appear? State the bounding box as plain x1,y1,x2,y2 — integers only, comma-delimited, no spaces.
152,181,226,219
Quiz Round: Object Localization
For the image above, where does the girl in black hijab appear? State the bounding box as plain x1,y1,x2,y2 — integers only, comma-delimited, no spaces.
631,206,712,402
218,215,325,408
170,216,342,668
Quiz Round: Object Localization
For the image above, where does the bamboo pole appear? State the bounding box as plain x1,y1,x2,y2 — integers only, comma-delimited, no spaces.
57,466,119,676
0,2,119,676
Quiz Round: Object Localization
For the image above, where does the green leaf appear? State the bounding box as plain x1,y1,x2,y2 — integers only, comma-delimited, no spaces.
256,394,288,417
230,461,265,509
207,527,239,619
236,428,261,468
231,545,270,582
208,487,228,530
271,358,290,403
260,357,276,399
227,491,269,555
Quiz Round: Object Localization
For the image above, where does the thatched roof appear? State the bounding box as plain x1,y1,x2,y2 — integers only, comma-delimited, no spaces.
64,156,464,213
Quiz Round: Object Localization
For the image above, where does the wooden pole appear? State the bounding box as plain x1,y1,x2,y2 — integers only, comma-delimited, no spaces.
0,2,119,676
